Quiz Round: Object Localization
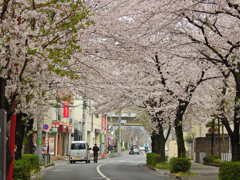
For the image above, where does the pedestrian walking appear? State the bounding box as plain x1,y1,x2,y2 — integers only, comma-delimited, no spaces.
93,144,99,163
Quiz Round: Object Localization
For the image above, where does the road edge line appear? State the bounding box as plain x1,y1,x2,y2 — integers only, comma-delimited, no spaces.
96,164,111,180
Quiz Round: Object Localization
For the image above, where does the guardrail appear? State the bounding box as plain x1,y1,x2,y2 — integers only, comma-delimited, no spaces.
42,153,52,165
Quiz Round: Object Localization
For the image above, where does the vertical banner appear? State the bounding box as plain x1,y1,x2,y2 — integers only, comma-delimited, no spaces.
63,101,69,118
101,115,107,131
7,113,16,180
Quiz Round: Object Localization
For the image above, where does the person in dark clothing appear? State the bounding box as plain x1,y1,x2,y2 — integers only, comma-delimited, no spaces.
93,144,100,163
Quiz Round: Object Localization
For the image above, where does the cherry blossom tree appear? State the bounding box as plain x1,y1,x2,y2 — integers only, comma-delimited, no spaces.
0,0,94,168
68,0,224,160
169,0,240,161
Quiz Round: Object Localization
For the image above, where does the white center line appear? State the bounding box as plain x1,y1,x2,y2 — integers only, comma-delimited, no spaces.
96,164,111,180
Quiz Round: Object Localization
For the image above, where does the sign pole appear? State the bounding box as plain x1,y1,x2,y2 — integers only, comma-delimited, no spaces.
0,109,7,180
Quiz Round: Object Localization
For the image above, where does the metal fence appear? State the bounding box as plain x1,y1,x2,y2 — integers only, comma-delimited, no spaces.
221,153,232,161
198,152,232,163
42,154,52,165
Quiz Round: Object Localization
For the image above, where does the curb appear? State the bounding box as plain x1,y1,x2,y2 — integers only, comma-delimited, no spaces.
145,165,170,177
154,168,170,176
31,163,57,180
153,167,219,180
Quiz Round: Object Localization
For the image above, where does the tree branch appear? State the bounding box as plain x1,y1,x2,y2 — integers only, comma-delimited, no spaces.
0,0,10,22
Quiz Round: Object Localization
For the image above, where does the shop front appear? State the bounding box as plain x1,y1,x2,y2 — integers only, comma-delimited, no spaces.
49,121,72,156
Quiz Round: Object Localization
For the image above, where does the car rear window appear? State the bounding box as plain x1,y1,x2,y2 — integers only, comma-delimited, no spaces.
71,143,86,150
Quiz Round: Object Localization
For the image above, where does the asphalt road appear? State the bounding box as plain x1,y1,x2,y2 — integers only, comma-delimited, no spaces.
43,152,169,180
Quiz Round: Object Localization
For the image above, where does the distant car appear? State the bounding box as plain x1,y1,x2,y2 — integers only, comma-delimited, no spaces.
139,146,145,151
129,149,134,155
129,145,140,155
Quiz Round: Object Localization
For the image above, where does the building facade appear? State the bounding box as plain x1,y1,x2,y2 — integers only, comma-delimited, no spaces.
41,96,108,157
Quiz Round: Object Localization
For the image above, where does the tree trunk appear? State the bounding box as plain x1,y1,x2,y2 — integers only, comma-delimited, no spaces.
0,77,6,109
151,132,166,161
151,133,156,153
151,120,170,162
24,119,35,154
174,100,188,158
231,74,240,161
151,132,158,153
15,113,26,160
24,133,35,154
158,137,166,162
211,118,215,156
218,118,221,157
220,73,240,161
231,134,240,161
175,118,186,158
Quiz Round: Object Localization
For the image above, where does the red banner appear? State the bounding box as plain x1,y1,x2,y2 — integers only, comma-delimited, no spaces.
101,115,107,131
63,101,69,118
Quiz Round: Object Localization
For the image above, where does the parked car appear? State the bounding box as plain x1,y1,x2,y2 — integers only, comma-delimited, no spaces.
129,145,140,155
69,141,91,164
139,146,145,151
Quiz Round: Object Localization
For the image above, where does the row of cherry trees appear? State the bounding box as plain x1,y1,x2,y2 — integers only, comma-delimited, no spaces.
1,0,240,165
0,1,97,178
77,0,240,161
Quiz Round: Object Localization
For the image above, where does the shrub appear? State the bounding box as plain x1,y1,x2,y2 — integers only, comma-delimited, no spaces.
169,157,191,173
14,159,31,180
219,162,240,180
155,162,170,169
146,153,161,167
203,155,220,164
14,154,40,180
22,154,40,172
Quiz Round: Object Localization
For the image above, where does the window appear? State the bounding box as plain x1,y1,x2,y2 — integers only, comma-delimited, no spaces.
71,143,86,150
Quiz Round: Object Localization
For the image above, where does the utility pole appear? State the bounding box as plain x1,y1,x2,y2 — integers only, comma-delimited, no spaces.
0,77,7,180
81,96,87,141
36,117,43,163
211,117,215,156
0,110,7,180
118,111,122,153
218,117,221,157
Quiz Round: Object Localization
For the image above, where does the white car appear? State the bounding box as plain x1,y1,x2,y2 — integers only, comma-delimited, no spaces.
133,147,140,154
139,146,145,151
69,141,91,164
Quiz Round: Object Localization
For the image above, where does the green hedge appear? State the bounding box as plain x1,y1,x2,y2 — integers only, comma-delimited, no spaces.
169,157,191,173
219,162,240,180
14,154,40,180
203,155,220,164
146,153,161,167
22,154,40,172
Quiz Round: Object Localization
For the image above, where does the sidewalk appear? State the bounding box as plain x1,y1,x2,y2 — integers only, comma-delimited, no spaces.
190,163,219,180
31,159,66,180
155,162,219,180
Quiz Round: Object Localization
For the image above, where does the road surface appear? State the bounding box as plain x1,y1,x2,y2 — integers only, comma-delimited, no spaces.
43,152,169,180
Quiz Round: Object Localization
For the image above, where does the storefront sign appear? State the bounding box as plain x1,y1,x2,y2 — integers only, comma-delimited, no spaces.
43,124,49,130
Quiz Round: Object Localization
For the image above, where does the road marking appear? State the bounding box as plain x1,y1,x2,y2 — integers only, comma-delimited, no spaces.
96,164,111,180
